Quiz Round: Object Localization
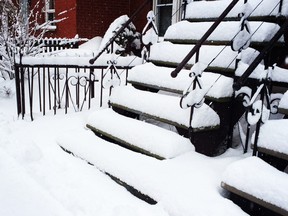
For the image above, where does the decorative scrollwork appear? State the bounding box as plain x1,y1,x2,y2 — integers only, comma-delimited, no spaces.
270,93,283,114
235,86,252,107
180,62,207,109
102,56,121,89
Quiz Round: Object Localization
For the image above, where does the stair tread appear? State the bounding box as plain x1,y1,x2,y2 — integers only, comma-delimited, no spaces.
252,119,288,160
279,91,288,114
57,128,160,195
128,62,233,101
221,157,288,215
86,108,194,159
109,85,220,130
235,62,288,85
149,42,259,72
186,0,287,21
164,21,284,45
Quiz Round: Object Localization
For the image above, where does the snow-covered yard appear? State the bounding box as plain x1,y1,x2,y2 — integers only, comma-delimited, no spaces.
0,84,253,216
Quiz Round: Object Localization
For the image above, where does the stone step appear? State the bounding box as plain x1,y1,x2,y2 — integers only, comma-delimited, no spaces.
109,85,220,131
149,42,259,75
185,0,287,23
86,108,194,160
128,62,234,102
164,21,284,47
221,157,288,216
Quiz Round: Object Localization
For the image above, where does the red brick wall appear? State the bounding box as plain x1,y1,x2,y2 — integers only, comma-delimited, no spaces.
54,0,77,38
76,0,130,39
29,0,153,39
29,0,77,38
76,0,152,39
129,0,153,32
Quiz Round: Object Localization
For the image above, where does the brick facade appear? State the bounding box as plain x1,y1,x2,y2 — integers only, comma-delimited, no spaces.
30,0,152,39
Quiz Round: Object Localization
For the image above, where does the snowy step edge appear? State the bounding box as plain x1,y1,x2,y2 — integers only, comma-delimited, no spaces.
185,0,285,21
57,132,157,205
250,119,288,161
164,21,284,45
278,91,288,115
149,59,235,75
86,109,194,160
127,64,234,102
221,182,288,216
110,102,220,132
221,157,288,216
109,86,220,131
86,124,164,160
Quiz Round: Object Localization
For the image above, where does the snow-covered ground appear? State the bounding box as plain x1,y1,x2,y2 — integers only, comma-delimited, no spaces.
0,82,253,216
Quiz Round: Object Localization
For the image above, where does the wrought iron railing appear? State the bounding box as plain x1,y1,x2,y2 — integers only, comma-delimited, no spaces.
170,0,240,78
233,18,288,90
168,0,287,151
14,62,131,120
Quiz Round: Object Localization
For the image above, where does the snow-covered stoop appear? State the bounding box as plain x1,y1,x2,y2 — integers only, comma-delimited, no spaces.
58,0,288,214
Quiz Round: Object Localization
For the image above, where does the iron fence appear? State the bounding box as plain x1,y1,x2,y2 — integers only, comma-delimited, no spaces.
15,63,130,120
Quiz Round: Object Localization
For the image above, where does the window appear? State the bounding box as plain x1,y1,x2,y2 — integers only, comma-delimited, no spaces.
154,0,184,36
156,0,173,36
43,0,56,30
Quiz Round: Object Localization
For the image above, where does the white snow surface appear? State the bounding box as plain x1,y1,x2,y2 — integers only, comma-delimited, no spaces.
165,21,284,43
279,90,288,110
235,61,288,83
87,108,194,159
252,119,288,155
222,156,288,212
149,42,259,70
58,128,249,216
0,108,168,216
186,0,288,20
109,85,220,129
128,63,234,99
18,54,142,67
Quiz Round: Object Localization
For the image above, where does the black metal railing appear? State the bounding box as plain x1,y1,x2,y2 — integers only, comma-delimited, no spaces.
36,38,88,53
233,18,288,90
170,0,240,78
15,63,131,120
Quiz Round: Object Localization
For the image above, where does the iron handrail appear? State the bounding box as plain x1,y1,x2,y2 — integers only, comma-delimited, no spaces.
170,0,240,78
89,0,151,65
233,17,288,90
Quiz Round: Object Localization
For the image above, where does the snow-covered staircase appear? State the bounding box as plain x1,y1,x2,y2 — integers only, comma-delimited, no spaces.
58,0,288,213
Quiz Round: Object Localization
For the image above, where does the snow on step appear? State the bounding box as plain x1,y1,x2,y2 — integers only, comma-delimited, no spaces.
109,85,220,130
86,109,194,159
279,91,288,114
222,157,288,215
252,119,288,160
57,128,161,196
235,62,288,84
186,0,288,20
128,62,233,101
165,21,284,44
149,42,258,71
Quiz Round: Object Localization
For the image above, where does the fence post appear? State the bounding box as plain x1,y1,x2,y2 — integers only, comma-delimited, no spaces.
14,64,22,117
